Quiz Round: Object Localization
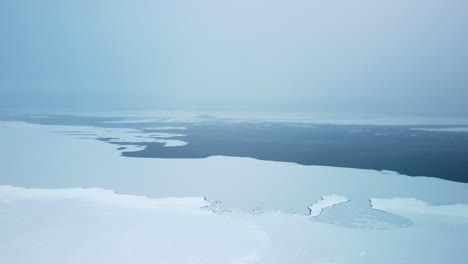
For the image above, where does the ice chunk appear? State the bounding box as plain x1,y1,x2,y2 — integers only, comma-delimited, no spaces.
308,195,350,217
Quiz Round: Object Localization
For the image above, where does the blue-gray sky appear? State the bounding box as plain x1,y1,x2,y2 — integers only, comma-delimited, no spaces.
1,0,467,115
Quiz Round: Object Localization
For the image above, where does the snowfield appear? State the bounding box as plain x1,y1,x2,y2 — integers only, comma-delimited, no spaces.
1,121,468,263
1,185,467,264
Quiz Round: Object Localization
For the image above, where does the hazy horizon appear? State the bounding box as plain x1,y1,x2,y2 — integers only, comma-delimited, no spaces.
1,1,467,116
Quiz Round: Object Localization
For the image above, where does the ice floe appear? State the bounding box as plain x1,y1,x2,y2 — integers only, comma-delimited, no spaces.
57,125,188,150
308,195,350,217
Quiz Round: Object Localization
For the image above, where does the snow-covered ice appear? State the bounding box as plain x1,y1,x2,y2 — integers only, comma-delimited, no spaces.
0,186,270,264
1,185,468,264
1,121,468,263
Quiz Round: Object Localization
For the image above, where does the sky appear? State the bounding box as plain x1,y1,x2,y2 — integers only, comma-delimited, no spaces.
1,0,467,116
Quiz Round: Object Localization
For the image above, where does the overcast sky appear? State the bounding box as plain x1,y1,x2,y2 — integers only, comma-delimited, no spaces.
1,0,467,116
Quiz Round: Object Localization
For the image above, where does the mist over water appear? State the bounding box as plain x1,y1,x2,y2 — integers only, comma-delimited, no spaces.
1,1,468,116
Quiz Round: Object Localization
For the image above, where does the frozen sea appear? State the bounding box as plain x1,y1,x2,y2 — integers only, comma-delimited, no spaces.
2,112,468,182
1,112,468,264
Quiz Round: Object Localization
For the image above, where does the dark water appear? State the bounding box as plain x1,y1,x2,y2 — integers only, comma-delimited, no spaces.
121,123,468,183
2,114,468,183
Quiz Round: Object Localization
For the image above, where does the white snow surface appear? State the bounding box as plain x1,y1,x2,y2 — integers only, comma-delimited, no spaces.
1,121,468,263
0,186,270,264
309,195,350,217
1,185,468,264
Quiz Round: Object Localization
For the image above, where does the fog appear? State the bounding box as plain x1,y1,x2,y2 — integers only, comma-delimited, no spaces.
1,0,467,116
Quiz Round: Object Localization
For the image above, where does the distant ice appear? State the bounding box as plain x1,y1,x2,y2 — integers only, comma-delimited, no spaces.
103,118,161,124
57,126,188,150
160,113,468,126
53,111,468,125
410,127,468,132
162,140,188,147
144,126,187,130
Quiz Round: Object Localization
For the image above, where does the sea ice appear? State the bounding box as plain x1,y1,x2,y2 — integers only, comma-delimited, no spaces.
308,195,350,217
